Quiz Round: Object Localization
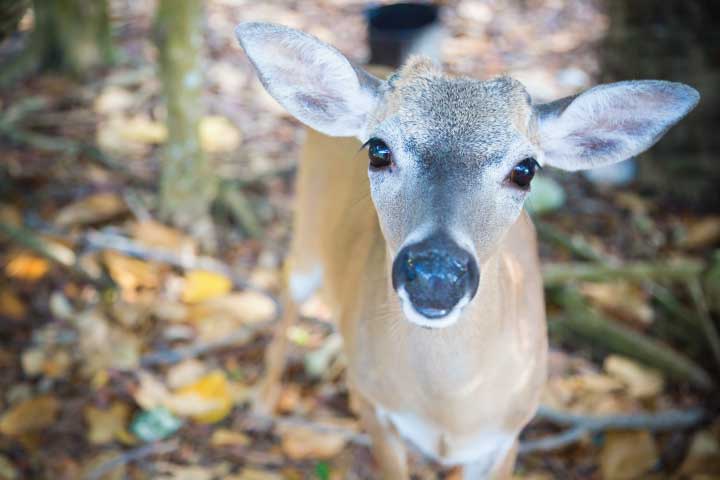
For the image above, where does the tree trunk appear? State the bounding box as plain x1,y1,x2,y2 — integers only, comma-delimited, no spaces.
155,0,216,244
601,0,720,210
31,0,113,75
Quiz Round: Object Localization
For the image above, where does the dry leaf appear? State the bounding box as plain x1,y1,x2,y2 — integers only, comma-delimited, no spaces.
5,254,50,281
166,359,207,390
581,282,653,325
601,430,658,480
0,454,18,480
200,115,242,153
130,220,197,253
210,428,250,447
0,395,59,436
604,355,664,399
181,270,233,304
94,86,134,114
103,251,159,293
133,371,171,410
678,429,720,475
278,423,347,460
186,291,276,342
82,450,126,480
167,371,233,424
85,402,132,445
0,290,26,319
55,192,127,227
682,216,720,249
117,115,167,144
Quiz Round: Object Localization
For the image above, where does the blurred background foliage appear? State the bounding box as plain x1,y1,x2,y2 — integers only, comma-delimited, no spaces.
0,1,719,479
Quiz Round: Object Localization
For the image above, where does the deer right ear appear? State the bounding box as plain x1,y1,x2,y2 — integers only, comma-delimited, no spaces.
235,22,381,138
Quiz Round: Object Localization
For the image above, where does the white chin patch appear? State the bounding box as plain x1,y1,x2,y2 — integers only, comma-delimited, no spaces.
397,287,469,329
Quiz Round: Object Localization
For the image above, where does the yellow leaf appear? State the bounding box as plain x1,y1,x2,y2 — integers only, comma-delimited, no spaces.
278,423,347,460
118,115,167,144
0,290,26,319
210,428,250,447
181,271,232,304
5,254,50,281
0,395,59,436
55,192,127,227
103,251,159,293
601,430,658,480
200,115,242,153
604,355,664,399
85,402,131,445
169,371,233,424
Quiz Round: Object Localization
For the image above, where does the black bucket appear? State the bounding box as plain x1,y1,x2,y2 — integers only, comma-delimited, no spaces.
366,3,442,68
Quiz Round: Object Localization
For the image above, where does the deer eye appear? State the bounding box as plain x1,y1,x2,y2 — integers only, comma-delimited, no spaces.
509,158,539,189
368,138,392,169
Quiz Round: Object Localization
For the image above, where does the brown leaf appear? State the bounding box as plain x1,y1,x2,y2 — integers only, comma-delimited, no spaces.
85,402,132,445
604,355,664,399
55,192,127,227
601,430,658,480
682,216,720,250
0,290,26,319
278,423,347,460
0,395,59,436
678,429,720,476
210,428,250,447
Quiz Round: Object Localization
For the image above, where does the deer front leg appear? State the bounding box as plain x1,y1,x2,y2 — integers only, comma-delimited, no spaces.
252,290,297,415
352,392,409,480
462,440,518,480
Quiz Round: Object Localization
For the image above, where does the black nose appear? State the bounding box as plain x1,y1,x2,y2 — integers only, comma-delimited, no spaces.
392,232,480,319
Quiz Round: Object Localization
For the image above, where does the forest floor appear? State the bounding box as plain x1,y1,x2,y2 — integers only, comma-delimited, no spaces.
0,0,719,479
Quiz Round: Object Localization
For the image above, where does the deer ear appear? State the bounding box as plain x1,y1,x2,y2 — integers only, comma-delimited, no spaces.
534,80,699,171
236,22,381,138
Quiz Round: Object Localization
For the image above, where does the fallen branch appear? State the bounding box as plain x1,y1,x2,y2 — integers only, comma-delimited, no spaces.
687,278,720,371
535,220,610,263
550,289,714,390
543,259,704,286
83,439,178,480
141,320,274,367
521,405,705,454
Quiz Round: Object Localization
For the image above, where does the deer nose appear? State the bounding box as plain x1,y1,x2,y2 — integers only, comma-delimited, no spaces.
392,232,480,319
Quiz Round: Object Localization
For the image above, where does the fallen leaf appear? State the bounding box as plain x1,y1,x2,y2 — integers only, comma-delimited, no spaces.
130,220,197,253
103,251,159,293
678,429,720,475
210,428,250,447
117,115,167,144
166,359,207,390
0,395,59,436
5,253,50,281
85,402,132,445
133,371,171,410
0,454,18,480
94,86,134,114
200,115,242,153
682,216,720,250
278,423,347,460
601,430,658,480
181,270,232,304
581,281,653,325
167,371,234,424
0,290,26,319
604,355,664,399
55,192,127,227
186,291,276,342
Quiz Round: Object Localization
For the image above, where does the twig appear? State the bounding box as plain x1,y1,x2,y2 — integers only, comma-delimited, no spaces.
521,405,705,454
0,221,114,289
542,259,704,286
141,320,274,367
687,278,720,371
83,439,178,480
551,288,714,390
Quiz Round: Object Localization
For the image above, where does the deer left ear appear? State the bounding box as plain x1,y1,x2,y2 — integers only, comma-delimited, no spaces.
533,80,699,171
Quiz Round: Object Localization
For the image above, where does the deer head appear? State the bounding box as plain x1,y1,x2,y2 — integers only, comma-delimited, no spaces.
236,22,699,328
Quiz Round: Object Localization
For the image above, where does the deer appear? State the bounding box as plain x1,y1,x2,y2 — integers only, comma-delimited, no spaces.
234,22,699,479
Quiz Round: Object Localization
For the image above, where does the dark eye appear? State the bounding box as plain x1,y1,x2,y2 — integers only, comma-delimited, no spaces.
509,158,539,189
368,138,392,169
